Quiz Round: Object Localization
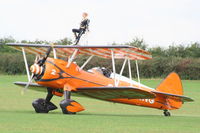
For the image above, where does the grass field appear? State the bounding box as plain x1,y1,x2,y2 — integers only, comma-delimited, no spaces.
0,75,200,133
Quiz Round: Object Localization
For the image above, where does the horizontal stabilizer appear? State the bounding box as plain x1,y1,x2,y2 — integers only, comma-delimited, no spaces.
152,91,194,102
76,86,155,100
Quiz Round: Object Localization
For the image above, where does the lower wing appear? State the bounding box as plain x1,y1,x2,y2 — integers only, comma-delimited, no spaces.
76,87,155,100
14,81,46,92
14,82,155,100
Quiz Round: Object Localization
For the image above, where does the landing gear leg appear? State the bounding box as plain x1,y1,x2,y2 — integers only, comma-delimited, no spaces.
60,90,75,114
32,88,57,113
60,90,84,114
163,110,171,116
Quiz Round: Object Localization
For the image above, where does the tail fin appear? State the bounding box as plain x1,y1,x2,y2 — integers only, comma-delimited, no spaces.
156,72,183,95
156,72,184,109
154,72,193,110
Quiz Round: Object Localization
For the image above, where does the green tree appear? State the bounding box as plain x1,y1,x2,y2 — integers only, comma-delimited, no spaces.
185,43,200,58
125,38,148,50
0,36,16,53
149,46,166,57
55,37,73,45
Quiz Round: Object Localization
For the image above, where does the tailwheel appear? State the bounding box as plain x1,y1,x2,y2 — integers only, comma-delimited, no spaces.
32,98,57,113
59,99,84,114
163,110,171,116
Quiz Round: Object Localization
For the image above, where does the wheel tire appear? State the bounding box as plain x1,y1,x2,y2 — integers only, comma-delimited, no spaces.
32,98,49,113
59,99,76,114
163,110,171,116
166,111,171,116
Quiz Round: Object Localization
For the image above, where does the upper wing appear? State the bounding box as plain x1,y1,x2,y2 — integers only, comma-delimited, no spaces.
76,86,155,100
3,43,152,60
152,91,194,102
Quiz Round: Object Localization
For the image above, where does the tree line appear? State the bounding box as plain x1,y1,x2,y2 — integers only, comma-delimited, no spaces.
0,36,200,80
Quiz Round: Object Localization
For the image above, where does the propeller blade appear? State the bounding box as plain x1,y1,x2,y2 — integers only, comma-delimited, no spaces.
34,55,40,64
39,47,52,66
21,73,34,95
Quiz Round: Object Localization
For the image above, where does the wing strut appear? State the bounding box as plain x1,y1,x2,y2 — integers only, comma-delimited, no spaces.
80,55,94,70
128,59,132,86
135,60,141,87
111,49,117,86
53,48,57,59
22,48,31,81
66,49,78,68
116,58,127,86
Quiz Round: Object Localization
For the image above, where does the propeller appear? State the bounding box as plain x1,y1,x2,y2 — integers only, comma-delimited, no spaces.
21,47,52,95
38,47,52,66
21,73,34,95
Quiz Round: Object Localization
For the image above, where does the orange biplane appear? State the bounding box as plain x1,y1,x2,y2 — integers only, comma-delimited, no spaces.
1,43,193,116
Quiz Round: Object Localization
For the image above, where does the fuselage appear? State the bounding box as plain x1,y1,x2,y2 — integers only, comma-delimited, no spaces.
35,58,172,110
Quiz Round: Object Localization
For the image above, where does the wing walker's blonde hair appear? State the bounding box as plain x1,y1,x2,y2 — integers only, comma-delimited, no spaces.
83,12,88,17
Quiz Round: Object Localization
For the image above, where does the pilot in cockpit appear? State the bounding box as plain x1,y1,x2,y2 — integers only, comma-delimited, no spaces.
88,67,112,78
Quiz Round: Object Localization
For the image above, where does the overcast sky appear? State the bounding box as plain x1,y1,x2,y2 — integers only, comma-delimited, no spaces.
0,0,199,47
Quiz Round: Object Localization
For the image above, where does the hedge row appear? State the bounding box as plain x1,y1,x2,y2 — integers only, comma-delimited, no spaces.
1,53,200,80
0,53,34,74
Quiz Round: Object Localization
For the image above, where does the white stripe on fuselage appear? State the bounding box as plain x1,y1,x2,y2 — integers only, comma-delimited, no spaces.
110,73,154,90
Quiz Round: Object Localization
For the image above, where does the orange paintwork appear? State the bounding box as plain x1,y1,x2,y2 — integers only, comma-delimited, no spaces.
156,73,183,109
52,90,63,97
36,58,184,111
64,84,76,91
66,102,85,112
156,72,183,95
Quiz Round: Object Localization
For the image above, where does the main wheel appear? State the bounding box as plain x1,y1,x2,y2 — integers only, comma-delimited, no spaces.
32,98,49,113
32,98,57,113
59,99,84,114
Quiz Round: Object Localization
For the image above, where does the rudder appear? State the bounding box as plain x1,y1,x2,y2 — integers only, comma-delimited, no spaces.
156,72,183,109
156,72,183,95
